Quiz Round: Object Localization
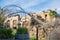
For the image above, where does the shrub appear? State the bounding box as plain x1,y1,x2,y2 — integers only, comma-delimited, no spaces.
0,28,14,39
30,37,36,40
17,27,28,34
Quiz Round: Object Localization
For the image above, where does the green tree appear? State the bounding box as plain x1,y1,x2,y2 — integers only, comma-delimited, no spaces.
0,9,8,27
49,10,57,17
49,10,57,22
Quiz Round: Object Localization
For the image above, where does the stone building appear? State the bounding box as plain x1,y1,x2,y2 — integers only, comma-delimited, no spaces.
20,10,56,38
4,15,19,29
4,10,56,39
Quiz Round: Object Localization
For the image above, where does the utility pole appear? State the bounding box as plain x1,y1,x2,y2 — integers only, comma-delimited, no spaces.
36,25,38,40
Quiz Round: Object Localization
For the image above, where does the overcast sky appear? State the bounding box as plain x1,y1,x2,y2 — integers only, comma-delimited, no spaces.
0,0,60,13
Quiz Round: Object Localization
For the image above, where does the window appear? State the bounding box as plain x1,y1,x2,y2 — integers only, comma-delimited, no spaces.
45,14,47,18
41,19,45,22
13,27,17,29
6,20,10,28
32,29,33,31
37,16,42,20
7,20,10,24
13,20,17,26
31,18,36,25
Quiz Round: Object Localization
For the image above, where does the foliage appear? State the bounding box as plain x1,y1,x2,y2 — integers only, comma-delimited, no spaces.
12,29,17,36
17,27,28,34
0,28,14,39
0,9,8,27
30,37,36,40
49,10,57,17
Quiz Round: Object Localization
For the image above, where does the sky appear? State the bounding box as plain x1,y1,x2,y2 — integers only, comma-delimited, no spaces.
0,0,60,13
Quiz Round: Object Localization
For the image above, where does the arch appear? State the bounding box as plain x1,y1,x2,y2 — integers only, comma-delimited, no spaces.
2,5,25,13
1,5,32,17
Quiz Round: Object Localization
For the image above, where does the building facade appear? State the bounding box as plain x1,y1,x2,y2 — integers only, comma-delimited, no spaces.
4,15,19,29
4,10,56,39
